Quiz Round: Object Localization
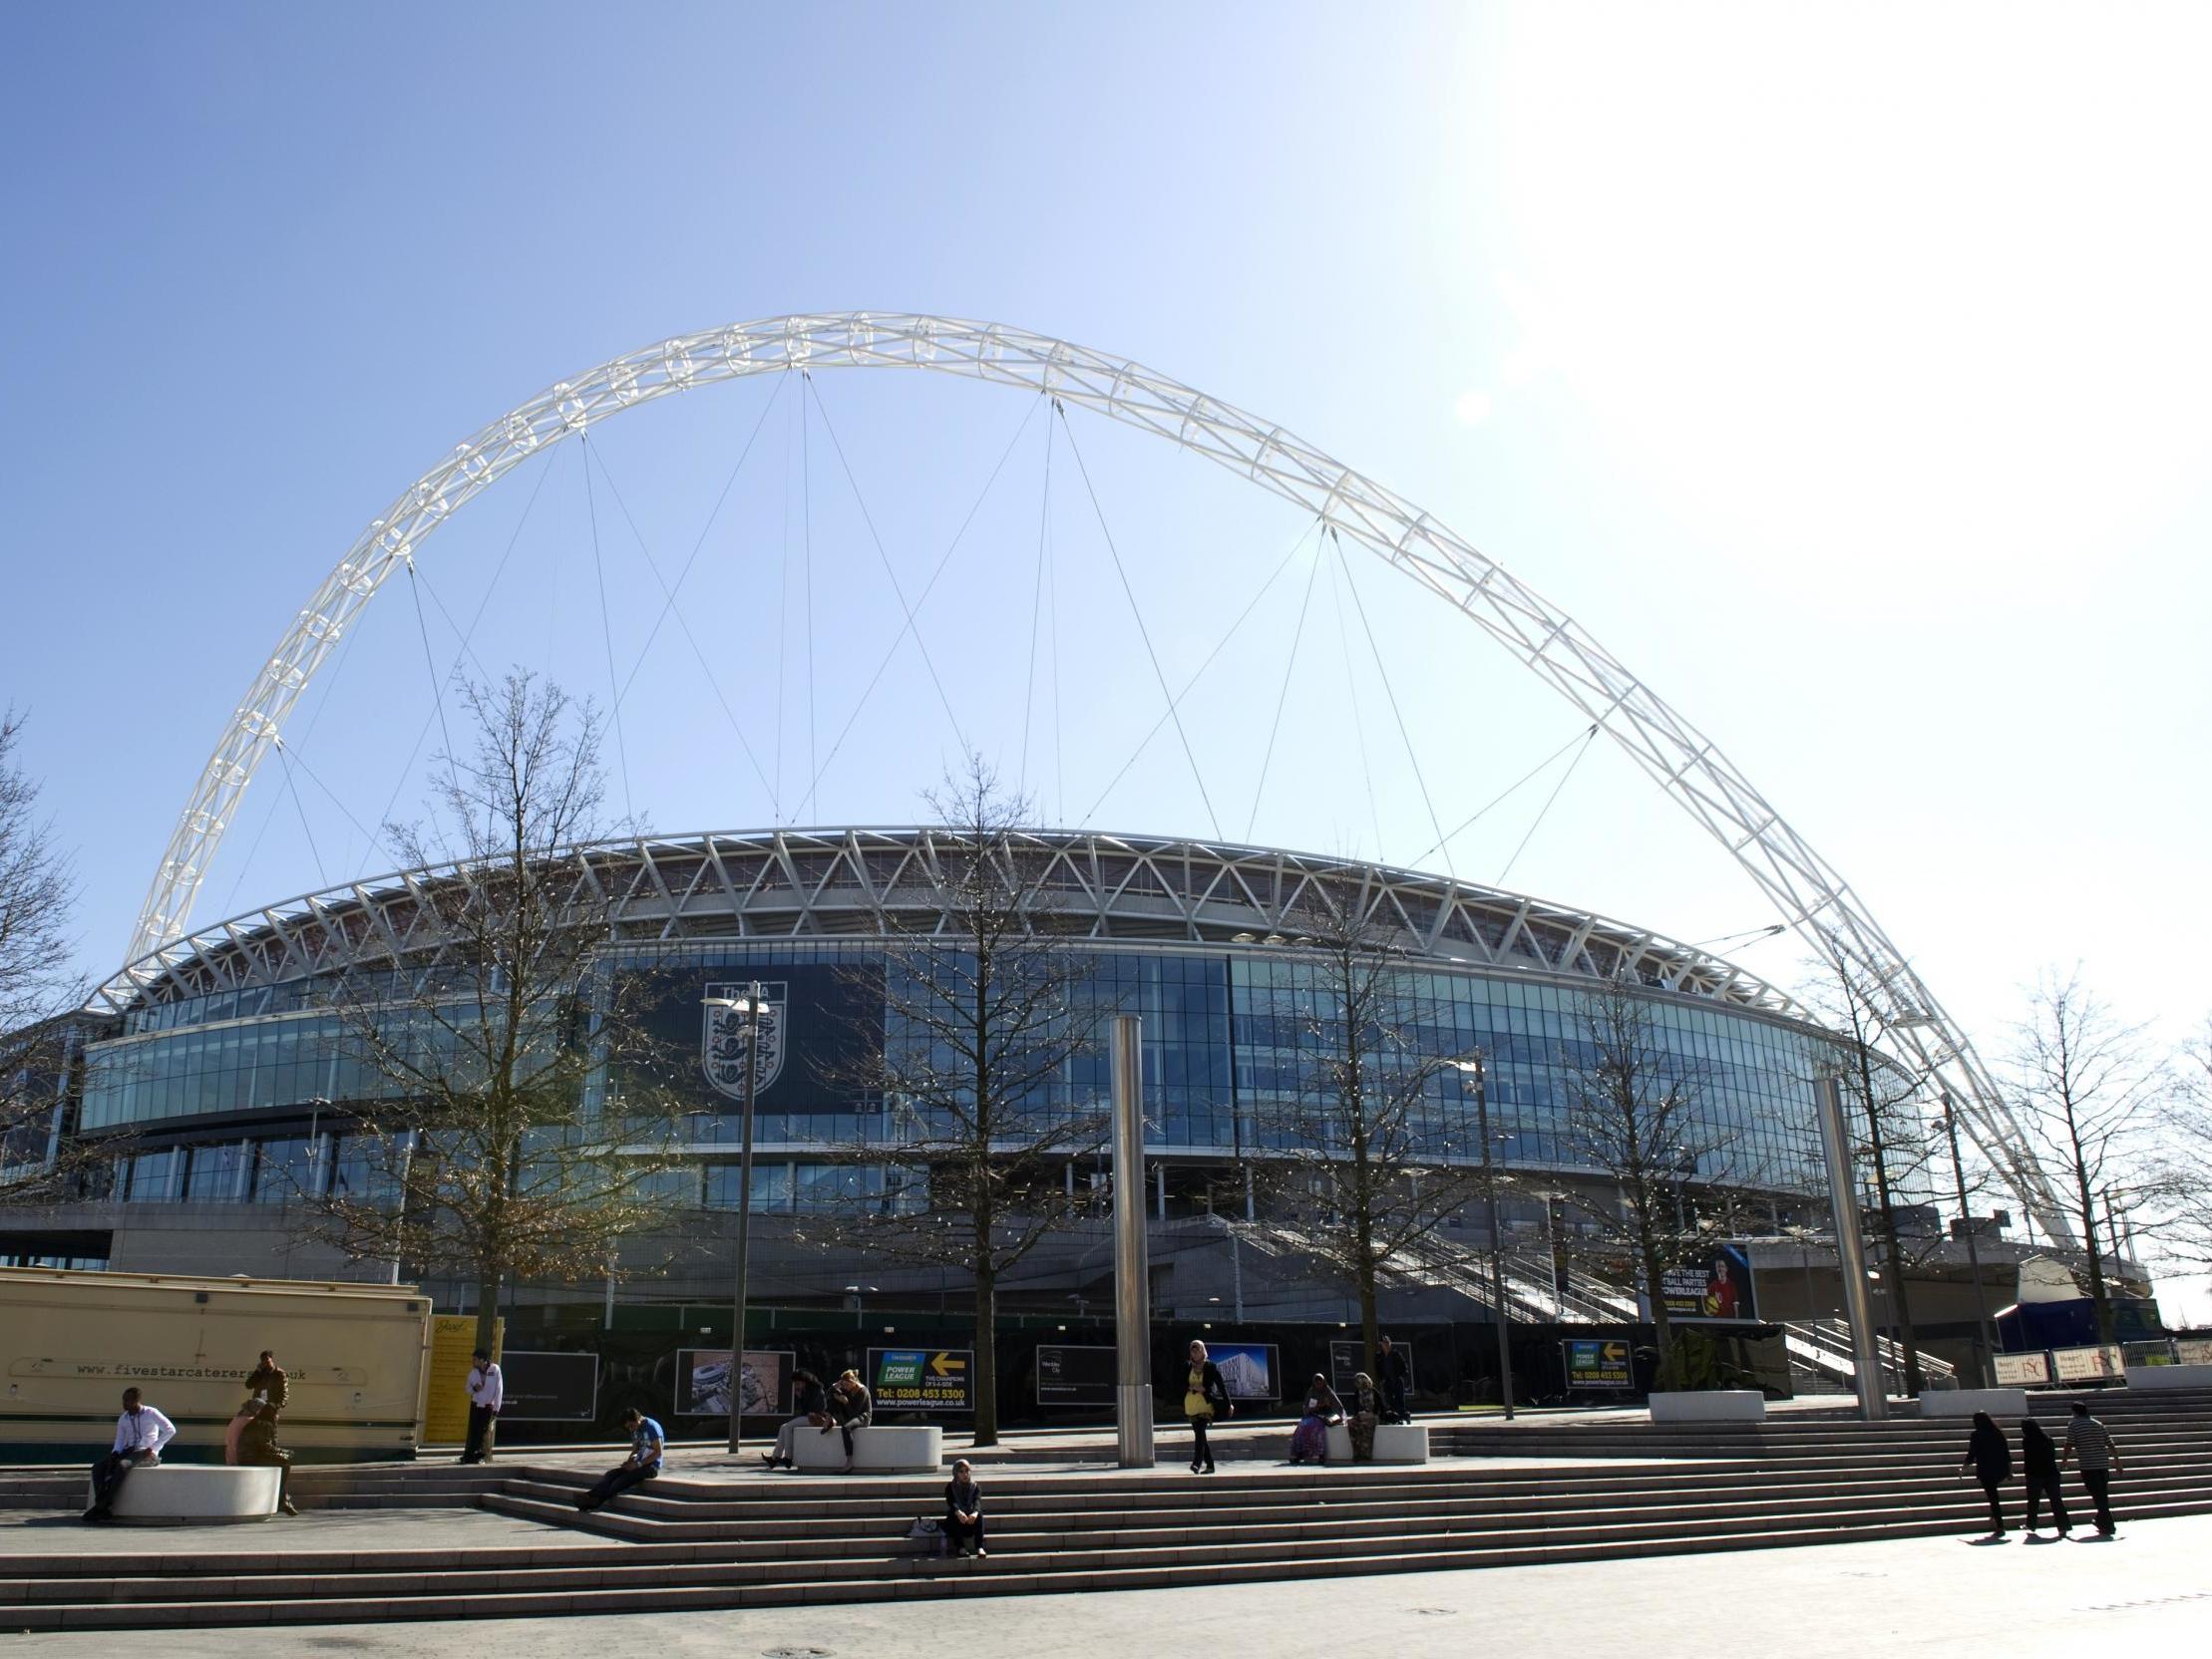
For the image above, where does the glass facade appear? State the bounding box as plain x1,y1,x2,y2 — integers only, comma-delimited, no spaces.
78,934,1840,1202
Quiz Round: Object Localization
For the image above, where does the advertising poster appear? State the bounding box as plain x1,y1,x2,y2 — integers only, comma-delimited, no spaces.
500,1351,600,1421
1035,1344,1117,1406
424,1315,502,1445
1205,1341,1279,1400
869,1348,973,1411
677,1348,794,1418
1562,1338,1636,1390
1660,1242,1760,1323
2050,1344,2123,1382
1993,1351,2053,1386
1328,1339,1414,1397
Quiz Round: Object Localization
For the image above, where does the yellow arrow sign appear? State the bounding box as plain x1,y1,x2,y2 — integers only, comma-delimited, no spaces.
930,1352,967,1378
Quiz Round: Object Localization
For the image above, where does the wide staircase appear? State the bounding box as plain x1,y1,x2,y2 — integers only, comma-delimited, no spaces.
3,1389,2209,1631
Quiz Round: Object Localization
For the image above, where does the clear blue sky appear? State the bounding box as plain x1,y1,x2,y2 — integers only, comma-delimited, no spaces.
2,5,2206,1146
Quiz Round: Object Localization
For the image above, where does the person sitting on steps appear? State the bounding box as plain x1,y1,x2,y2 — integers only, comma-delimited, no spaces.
943,1458,986,1557
575,1407,665,1513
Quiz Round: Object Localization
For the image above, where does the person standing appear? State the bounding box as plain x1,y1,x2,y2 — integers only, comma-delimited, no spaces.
942,1458,986,1557
1376,1336,1411,1423
237,1400,300,1516
245,1349,289,1415
460,1348,503,1465
2061,1399,2122,1537
575,1407,664,1512
763,1368,829,1470
2019,1418,2069,1537
1958,1410,2014,1538
1182,1339,1230,1475
84,1388,178,1522
824,1369,872,1473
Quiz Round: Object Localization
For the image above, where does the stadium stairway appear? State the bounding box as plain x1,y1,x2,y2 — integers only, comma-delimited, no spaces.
4,1391,2209,1631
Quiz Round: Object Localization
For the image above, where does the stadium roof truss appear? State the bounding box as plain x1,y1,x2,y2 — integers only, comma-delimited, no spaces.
123,828,1803,1019
105,313,2070,1238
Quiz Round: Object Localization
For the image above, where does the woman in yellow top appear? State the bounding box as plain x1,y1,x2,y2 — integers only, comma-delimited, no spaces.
1182,1339,1231,1474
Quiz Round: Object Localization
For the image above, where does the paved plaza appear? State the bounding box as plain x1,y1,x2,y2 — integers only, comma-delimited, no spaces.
3,1509,2204,1656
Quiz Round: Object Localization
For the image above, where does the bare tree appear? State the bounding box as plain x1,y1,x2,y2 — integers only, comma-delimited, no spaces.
1799,934,1939,1393
2005,967,2161,1347
308,672,690,1448
1555,967,1731,1387
1247,873,1495,1377
815,755,1108,1446
0,712,80,1190
2144,1015,2212,1270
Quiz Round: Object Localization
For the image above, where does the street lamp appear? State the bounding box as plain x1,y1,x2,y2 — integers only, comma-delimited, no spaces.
844,1283,879,1331
1452,1056,1515,1421
704,983,766,1456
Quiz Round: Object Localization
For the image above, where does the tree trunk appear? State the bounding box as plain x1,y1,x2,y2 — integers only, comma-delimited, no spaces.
1641,1236,1675,1389
1358,1247,1380,1382
473,1262,504,1462
2077,1177,2116,1347
972,1265,999,1448
1856,1051,1924,1393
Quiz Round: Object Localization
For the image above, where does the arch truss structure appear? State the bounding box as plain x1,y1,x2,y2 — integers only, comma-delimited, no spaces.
112,313,2068,1236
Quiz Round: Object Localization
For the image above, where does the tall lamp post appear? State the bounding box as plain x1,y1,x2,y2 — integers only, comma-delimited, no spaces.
1940,1093,1999,1387
1453,1057,1515,1421
704,983,766,1457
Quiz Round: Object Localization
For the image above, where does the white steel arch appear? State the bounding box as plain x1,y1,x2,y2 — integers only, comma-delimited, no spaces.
117,312,2068,1235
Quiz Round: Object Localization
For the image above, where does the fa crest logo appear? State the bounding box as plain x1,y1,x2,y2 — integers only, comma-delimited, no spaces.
701,982,788,1100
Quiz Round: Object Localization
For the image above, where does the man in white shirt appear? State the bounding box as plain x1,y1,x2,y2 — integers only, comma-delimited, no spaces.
85,1387,178,1522
460,1349,504,1464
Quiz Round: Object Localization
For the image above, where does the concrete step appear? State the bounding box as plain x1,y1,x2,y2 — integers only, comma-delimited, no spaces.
11,1494,2210,1632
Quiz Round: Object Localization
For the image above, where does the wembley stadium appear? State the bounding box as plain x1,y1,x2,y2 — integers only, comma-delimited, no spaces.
0,315,2145,1429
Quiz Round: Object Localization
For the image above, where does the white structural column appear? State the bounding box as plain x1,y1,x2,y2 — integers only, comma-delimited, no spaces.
115,313,2069,1238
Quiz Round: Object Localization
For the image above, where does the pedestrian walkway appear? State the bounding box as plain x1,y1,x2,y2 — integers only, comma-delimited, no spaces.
5,1511,2207,1656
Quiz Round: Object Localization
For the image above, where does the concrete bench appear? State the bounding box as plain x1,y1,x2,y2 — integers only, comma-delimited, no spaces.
88,1464,281,1523
1918,1388,2028,1418
1648,1390,1766,1424
791,1423,942,1474
1324,1423,1430,1464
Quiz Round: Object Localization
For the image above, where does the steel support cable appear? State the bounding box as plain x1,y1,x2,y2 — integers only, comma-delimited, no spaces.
802,373,817,804
1330,529,1456,879
271,742,328,890
1053,401,1223,840
1411,723,1598,867
1245,527,1326,843
785,396,1041,824
277,739,388,862
1323,544,1387,858
608,374,789,712
580,439,779,809
403,560,461,780
579,434,636,822
801,373,969,759
1496,723,1601,888
1075,516,1316,834
774,386,796,815
1018,412,1056,806
369,451,558,849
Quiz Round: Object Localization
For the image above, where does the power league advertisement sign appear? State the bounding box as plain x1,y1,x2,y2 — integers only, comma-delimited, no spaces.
1659,1241,1761,1324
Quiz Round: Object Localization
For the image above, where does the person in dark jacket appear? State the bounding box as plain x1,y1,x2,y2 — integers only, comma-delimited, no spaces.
824,1370,872,1473
236,1401,299,1516
943,1458,986,1556
2019,1418,2069,1536
245,1350,289,1416
1182,1339,1231,1475
764,1369,830,1469
1375,1336,1412,1423
1959,1410,2014,1537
